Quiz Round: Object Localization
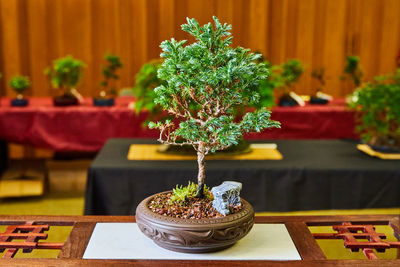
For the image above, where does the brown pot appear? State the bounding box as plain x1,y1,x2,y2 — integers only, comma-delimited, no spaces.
135,191,255,253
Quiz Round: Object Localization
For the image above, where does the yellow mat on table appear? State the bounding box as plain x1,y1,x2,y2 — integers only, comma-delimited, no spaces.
127,144,282,160
357,144,400,160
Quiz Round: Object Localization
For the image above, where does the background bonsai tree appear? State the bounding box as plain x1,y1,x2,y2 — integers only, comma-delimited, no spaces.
45,55,85,99
271,59,304,106
99,53,122,97
132,59,167,117
349,68,400,150
149,17,280,197
342,55,363,88
9,75,30,98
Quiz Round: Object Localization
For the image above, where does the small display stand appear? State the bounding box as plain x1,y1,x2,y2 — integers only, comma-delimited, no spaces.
127,143,283,161
357,144,400,160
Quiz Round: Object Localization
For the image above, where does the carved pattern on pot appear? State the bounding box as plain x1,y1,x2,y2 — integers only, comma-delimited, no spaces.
137,217,254,246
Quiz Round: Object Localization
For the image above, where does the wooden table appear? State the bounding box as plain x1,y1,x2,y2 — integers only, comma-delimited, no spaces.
0,215,399,266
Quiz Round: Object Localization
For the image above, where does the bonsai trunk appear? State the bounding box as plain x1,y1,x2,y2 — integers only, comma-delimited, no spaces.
195,148,206,198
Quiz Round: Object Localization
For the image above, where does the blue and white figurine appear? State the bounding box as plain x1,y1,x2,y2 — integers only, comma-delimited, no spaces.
211,181,242,216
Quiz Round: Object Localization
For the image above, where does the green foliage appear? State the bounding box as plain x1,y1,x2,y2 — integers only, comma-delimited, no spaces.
151,17,280,153
45,55,85,94
249,57,275,109
342,55,363,87
265,59,304,95
280,59,304,87
349,69,400,148
9,75,31,94
132,59,167,114
169,182,212,204
134,56,277,119
100,54,122,96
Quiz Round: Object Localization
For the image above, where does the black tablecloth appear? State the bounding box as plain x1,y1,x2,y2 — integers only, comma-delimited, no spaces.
0,140,8,175
84,139,400,215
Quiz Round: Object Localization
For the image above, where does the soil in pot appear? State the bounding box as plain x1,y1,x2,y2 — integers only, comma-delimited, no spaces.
149,191,242,219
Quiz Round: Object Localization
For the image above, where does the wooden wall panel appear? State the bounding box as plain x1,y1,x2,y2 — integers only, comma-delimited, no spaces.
0,0,399,98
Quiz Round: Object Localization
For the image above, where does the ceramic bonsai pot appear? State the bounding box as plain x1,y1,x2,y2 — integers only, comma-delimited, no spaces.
53,95,78,106
93,98,115,107
135,191,255,253
310,96,328,105
279,94,298,107
11,98,28,107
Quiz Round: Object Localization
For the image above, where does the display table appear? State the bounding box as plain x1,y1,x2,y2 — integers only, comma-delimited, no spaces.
0,215,398,265
0,98,357,152
84,139,400,215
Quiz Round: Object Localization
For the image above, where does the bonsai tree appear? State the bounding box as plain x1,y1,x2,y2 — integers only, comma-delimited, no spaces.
342,55,363,88
349,69,400,150
9,75,30,97
45,55,85,98
99,53,122,97
271,59,304,106
149,17,280,198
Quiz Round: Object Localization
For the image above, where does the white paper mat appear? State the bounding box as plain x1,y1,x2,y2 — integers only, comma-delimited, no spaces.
83,223,301,260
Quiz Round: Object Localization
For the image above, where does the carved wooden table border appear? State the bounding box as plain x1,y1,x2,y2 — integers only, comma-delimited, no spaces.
0,215,398,266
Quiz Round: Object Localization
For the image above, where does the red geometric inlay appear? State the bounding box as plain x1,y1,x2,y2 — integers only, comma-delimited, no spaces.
313,222,400,260
0,221,64,258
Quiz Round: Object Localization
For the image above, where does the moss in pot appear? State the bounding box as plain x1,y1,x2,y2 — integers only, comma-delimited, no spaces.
135,16,280,253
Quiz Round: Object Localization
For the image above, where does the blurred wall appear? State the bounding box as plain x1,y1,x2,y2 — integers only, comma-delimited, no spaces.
0,0,399,98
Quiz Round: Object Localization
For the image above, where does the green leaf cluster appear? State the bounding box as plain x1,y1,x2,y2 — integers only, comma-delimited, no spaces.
132,59,167,114
342,56,363,87
169,181,212,204
259,59,304,96
151,17,280,152
45,55,85,94
349,69,400,148
100,54,122,96
9,75,30,94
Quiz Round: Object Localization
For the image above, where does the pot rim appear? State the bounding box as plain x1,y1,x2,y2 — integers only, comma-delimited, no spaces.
136,191,254,228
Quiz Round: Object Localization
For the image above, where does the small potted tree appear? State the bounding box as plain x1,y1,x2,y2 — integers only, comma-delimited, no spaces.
135,17,280,253
94,53,123,106
310,67,332,104
349,69,400,153
275,59,304,106
45,55,85,106
9,75,30,107
342,55,363,90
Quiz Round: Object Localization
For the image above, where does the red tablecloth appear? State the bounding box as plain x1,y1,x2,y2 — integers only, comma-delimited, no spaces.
0,97,357,152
